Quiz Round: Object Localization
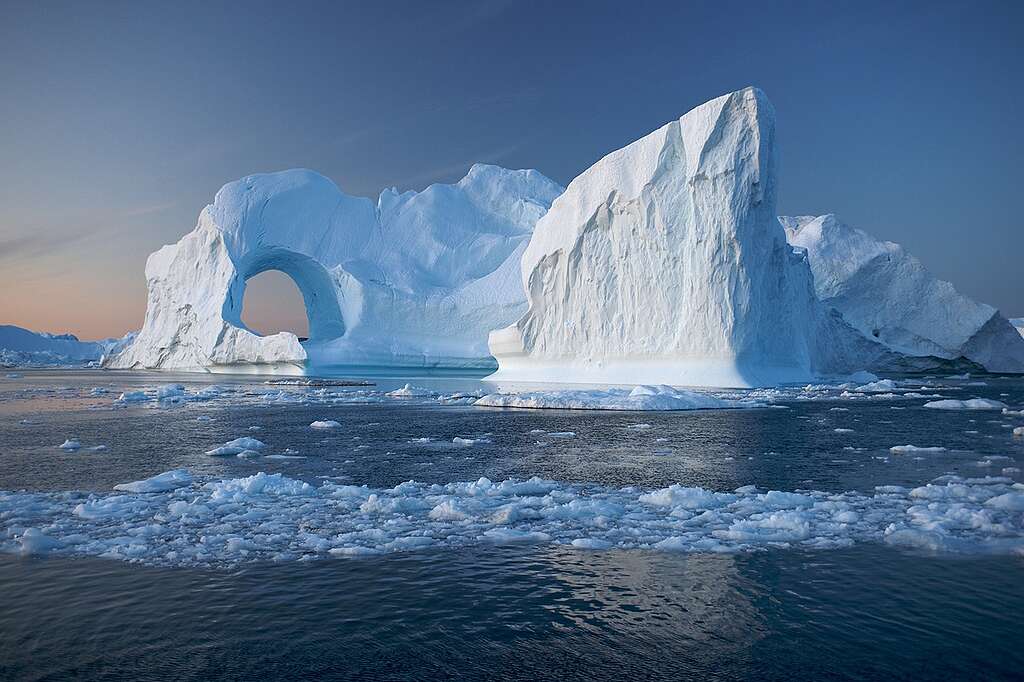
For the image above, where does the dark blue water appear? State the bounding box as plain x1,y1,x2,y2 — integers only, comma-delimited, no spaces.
1,369,1023,680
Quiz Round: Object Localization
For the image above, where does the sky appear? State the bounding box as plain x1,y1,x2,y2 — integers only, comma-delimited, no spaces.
1,0,1021,340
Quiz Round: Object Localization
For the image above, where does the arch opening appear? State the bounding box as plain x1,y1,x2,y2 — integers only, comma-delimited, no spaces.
241,271,310,339
223,248,345,342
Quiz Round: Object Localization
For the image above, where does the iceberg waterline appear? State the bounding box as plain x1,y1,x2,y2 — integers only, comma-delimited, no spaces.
4,470,1023,566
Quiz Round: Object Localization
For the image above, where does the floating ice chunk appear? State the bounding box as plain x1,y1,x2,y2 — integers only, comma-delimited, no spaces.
475,385,754,411
855,379,898,392
452,437,492,446
205,472,313,500
58,439,81,450
571,538,613,550
639,485,737,510
923,398,1008,410
116,390,148,403
114,469,193,493
1014,427,1024,437
409,437,433,444
156,384,186,399
16,528,63,555
428,500,469,521
625,423,652,431
985,493,1024,511
834,428,855,433
484,528,551,544
387,384,433,397
205,437,267,456
310,420,341,429
86,445,107,452
890,445,948,454
547,432,575,439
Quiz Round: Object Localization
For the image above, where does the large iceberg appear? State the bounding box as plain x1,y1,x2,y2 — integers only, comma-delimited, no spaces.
0,325,130,368
782,214,1024,373
486,87,878,387
104,165,563,371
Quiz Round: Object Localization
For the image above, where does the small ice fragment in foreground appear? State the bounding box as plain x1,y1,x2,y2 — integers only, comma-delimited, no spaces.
1013,427,1024,437
626,423,652,431
453,437,491,446
17,528,63,555
409,437,433,444
889,445,947,454
113,469,193,493
58,439,81,450
833,428,854,433
87,445,107,452
116,390,148,403
310,420,341,429
923,398,1008,410
571,538,613,550
547,432,575,438
206,437,267,456
248,425,262,431
387,384,432,397
196,415,213,422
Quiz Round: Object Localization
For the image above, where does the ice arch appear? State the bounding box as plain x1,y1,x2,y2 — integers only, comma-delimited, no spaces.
227,249,345,342
103,165,564,371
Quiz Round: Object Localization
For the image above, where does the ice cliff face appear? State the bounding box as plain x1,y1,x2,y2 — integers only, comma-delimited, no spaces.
783,215,1024,373
487,87,874,387
104,165,562,371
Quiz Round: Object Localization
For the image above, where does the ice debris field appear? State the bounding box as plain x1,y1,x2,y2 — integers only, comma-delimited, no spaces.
5,471,1024,566
3,369,1024,567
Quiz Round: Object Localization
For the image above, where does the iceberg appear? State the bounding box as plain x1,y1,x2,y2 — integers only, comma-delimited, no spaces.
0,325,130,368
1012,318,1024,340
103,165,562,371
782,215,1024,373
486,87,879,388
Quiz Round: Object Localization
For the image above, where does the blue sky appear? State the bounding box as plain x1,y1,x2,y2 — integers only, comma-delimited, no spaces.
1,0,1021,338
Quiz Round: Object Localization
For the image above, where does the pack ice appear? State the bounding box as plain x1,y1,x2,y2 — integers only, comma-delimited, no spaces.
487,87,880,388
782,215,1024,374
103,165,562,371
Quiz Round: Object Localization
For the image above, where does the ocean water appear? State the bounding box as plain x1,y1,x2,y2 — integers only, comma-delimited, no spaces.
1,369,1023,680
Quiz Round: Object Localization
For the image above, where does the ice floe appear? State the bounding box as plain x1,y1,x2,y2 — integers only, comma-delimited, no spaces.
3,472,1024,566
923,398,1009,410
205,437,268,456
889,445,947,454
310,420,341,429
475,385,757,411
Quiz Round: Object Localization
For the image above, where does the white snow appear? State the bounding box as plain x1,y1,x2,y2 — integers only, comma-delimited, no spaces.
783,214,1024,373
922,398,1008,411
486,87,880,388
103,165,562,371
474,385,757,411
3,471,1023,565
310,420,341,429
113,469,193,493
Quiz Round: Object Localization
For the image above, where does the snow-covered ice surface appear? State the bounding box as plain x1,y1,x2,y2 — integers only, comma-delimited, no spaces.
3,369,1024,680
103,165,562,372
